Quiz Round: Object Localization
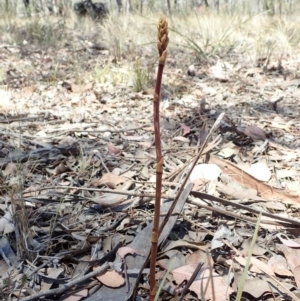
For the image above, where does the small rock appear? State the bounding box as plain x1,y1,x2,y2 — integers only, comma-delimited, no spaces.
188,65,196,77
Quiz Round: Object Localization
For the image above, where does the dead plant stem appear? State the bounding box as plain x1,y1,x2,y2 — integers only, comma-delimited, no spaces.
149,17,169,301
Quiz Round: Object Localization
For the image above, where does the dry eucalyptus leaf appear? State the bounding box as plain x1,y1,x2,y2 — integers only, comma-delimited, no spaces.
92,194,125,207
173,136,190,142
189,164,221,182
234,255,276,276
240,237,267,256
55,163,71,175
277,234,300,248
236,278,272,299
58,289,88,301
218,147,238,159
244,162,271,182
3,162,18,176
181,123,191,136
39,267,64,292
95,173,127,187
185,250,212,268
117,246,143,258
278,243,300,281
107,142,121,155
268,254,293,276
95,269,124,288
244,125,267,141
163,240,209,252
210,155,300,204
293,265,300,288
172,265,233,300
0,212,14,234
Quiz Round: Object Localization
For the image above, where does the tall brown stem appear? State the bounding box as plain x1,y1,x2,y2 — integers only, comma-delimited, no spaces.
149,17,169,301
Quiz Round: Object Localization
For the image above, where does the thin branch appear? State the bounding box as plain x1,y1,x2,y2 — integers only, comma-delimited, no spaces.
189,190,300,227
21,186,300,226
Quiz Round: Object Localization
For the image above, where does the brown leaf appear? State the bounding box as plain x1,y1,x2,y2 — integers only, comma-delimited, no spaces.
185,250,212,268
107,142,121,155
58,289,88,301
268,255,293,276
173,136,189,142
181,123,191,136
243,124,267,141
95,269,124,288
92,193,125,207
233,256,265,274
277,233,300,248
117,246,144,259
240,238,267,256
244,162,271,182
3,163,17,176
278,243,300,272
189,164,221,182
94,173,128,188
172,265,233,300
209,154,300,204
236,278,271,298
0,212,15,234
294,265,300,288
163,240,210,252
55,163,71,175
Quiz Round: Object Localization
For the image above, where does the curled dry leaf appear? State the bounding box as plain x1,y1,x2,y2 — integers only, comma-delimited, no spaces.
116,218,131,231
39,267,64,292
